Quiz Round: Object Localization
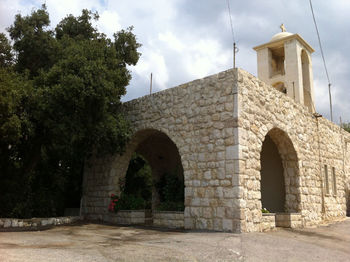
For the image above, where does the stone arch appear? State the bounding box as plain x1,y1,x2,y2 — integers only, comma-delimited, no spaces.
301,49,312,112
272,81,287,94
112,128,184,210
259,127,300,213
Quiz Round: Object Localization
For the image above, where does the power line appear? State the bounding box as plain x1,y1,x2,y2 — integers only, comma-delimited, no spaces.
226,0,238,68
309,0,333,121
226,0,235,43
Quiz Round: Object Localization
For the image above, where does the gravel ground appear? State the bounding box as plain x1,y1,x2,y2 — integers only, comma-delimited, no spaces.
0,218,349,262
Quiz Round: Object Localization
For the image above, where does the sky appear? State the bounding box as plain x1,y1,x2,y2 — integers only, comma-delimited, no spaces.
1,0,349,123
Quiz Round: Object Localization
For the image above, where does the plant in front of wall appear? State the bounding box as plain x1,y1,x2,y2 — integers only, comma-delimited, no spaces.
108,192,148,212
156,168,184,211
108,194,120,212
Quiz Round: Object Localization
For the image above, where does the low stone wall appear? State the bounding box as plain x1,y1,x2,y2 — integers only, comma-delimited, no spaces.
261,213,276,231
153,211,184,229
275,213,302,228
103,210,150,225
0,216,82,231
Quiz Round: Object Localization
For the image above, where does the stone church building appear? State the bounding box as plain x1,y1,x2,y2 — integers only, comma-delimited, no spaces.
83,27,350,232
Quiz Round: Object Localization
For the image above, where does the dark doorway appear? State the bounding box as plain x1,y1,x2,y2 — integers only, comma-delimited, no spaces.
260,135,286,212
121,129,184,213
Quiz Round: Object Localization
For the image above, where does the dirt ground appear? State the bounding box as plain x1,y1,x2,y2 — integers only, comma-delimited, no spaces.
0,218,349,262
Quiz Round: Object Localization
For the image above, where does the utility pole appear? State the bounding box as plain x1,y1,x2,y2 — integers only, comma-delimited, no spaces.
150,73,153,95
328,83,333,122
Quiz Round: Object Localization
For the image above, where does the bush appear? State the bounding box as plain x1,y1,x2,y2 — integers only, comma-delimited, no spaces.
156,169,184,211
156,201,184,212
109,193,149,212
123,153,152,202
119,194,147,210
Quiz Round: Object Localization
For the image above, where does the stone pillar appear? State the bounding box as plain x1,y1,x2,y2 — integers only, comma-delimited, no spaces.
284,39,304,104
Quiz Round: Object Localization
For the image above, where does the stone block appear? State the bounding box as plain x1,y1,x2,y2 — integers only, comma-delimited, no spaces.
204,170,211,180
196,218,208,229
184,218,194,229
223,219,233,231
4,220,11,228
225,145,239,160
223,188,234,199
11,220,18,227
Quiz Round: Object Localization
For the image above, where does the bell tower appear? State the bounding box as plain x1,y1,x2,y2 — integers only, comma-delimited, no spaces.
253,24,315,113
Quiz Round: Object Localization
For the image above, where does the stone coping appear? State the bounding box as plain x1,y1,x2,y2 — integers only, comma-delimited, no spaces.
262,213,276,216
0,216,82,231
153,210,184,214
275,212,301,215
115,209,150,212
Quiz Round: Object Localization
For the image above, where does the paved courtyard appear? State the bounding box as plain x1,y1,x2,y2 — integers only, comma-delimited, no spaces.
0,218,349,262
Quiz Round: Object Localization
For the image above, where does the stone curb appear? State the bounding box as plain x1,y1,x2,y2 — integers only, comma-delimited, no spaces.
0,216,83,231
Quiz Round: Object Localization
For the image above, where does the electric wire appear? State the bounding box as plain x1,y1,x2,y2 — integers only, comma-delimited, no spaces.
309,0,333,121
226,0,238,68
226,0,235,43
309,0,330,84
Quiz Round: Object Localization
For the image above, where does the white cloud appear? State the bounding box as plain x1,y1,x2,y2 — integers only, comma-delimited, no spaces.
158,31,184,52
134,48,169,90
1,0,349,121
97,10,121,38
0,0,36,34
184,38,230,79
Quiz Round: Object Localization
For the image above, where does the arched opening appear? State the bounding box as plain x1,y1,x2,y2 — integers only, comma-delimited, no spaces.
260,128,300,213
269,46,285,77
115,129,184,223
272,81,287,94
121,153,153,210
261,135,286,212
301,50,312,112
134,130,184,212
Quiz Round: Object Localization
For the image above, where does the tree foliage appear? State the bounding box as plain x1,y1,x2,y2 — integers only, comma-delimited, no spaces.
342,122,350,133
124,153,152,202
0,33,14,67
0,5,141,218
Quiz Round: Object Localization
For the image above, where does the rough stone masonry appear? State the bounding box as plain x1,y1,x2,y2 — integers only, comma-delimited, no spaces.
82,28,350,233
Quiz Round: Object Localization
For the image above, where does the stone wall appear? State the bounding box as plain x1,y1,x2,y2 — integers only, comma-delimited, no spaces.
275,213,302,228
344,135,350,216
237,68,350,232
153,211,184,228
103,210,150,225
83,69,241,232
83,67,350,233
0,216,82,231
261,213,275,231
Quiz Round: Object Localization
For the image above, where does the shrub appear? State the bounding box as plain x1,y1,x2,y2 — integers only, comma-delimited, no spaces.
108,193,148,212
156,169,184,211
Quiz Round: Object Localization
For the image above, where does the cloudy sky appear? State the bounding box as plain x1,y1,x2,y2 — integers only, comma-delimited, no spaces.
1,0,349,122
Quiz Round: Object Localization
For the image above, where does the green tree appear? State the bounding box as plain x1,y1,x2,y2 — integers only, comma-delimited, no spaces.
8,5,58,77
0,33,14,67
124,153,152,201
342,122,350,133
0,5,141,218
0,32,35,217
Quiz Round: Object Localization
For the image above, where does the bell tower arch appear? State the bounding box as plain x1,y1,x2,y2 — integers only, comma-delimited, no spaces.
253,24,315,113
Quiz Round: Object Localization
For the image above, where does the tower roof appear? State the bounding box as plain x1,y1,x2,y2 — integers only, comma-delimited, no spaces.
270,31,293,42
253,33,315,53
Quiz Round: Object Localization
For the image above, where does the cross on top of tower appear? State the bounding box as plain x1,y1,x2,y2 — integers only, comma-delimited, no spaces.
280,23,286,32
